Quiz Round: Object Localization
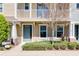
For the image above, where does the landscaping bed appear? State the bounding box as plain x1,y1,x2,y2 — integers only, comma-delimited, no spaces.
0,44,13,51
22,41,53,50
22,41,79,51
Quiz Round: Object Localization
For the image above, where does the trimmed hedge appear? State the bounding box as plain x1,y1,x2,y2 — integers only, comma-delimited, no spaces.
22,41,79,50
76,43,79,50
22,41,53,50
53,42,60,50
68,42,77,50
60,41,68,50
53,41,68,50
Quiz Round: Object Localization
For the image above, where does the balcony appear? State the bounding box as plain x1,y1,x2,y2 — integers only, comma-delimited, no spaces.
54,9,70,21
17,9,70,21
17,9,30,18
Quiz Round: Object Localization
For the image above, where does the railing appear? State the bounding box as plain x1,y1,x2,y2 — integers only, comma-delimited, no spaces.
17,9,30,18
17,9,69,20
55,9,69,19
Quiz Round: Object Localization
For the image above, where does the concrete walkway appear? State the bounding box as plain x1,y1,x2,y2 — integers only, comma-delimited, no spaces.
0,45,79,56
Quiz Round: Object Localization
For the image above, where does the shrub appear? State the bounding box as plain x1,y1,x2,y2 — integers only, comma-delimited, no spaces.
22,41,53,50
60,41,68,50
76,43,79,50
0,14,10,45
49,40,53,44
68,42,77,50
53,43,60,50
53,41,61,43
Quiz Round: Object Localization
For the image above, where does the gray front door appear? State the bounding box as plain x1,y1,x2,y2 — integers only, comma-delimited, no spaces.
23,25,32,41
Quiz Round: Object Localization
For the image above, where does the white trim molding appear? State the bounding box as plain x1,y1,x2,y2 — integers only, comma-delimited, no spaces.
69,22,76,42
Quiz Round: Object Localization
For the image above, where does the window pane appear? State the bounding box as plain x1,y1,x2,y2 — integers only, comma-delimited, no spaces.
57,26,63,32
57,32,63,37
57,26,63,37
37,3,44,9
77,3,79,8
0,3,2,12
25,3,29,10
41,32,46,37
40,26,46,32
40,26,46,37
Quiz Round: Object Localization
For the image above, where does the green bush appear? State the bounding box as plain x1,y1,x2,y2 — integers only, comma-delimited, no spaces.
22,40,79,50
53,41,61,43
53,43,60,50
68,42,77,50
76,43,79,50
60,41,68,50
0,14,10,45
22,41,53,50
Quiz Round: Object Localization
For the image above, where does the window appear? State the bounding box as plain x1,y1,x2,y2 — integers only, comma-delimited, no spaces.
37,3,49,18
57,25,64,37
37,3,45,9
0,3,2,12
40,25,47,37
25,3,29,10
76,3,79,9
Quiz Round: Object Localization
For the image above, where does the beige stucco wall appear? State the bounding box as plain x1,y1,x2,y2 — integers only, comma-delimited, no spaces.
17,3,25,9
3,3,15,17
64,24,69,37
56,3,69,9
17,3,30,18
16,24,22,37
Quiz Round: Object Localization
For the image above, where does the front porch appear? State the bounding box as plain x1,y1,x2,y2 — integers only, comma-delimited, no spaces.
10,21,79,44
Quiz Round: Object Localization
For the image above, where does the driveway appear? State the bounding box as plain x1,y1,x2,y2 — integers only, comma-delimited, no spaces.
0,45,79,56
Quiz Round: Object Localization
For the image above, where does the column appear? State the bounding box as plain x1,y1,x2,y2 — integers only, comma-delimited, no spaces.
51,22,54,41
15,3,17,19
69,22,76,42
11,22,17,44
30,3,32,18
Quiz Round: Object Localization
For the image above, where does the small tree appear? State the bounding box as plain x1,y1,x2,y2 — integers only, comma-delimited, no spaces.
0,14,10,45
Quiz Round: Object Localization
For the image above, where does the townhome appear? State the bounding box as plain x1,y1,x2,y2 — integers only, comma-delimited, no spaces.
0,3,79,44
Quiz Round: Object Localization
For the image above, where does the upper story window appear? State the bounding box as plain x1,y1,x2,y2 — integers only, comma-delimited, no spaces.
0,3,2,12
37,3,45,9
25,3,29,10
76,3,79,9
